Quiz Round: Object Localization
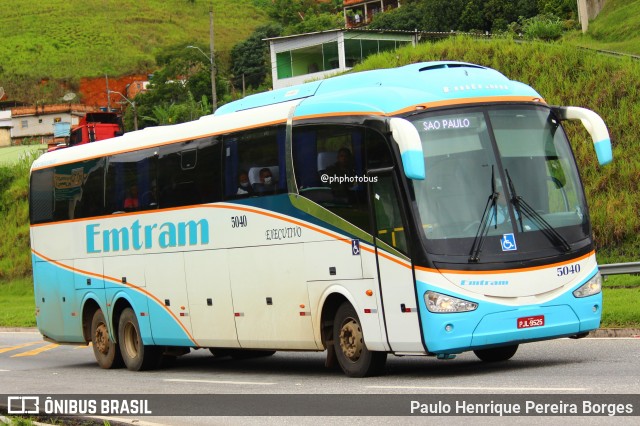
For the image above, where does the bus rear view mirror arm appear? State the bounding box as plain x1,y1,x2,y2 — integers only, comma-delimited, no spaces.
553,106,613,166
389,118,425,180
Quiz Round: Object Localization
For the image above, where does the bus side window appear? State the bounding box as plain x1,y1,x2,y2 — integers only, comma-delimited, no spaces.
106,148,157,213
158,136,223,208
52,163,84,221
223,126,286,199
30,168,54,224
293,124,369,232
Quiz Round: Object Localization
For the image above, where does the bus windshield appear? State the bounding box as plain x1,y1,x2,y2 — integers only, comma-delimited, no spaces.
410,105,589,258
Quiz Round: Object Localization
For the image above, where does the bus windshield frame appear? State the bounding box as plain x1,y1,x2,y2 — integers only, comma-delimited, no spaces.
406,104,592,266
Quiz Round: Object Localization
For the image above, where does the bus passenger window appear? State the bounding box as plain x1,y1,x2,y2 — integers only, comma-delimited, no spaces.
223,126,286,199
106,148,157,213
157,137,222,208
30,168,54,224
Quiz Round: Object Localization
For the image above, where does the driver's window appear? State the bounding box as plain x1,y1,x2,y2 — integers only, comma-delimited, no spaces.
372,175,407,254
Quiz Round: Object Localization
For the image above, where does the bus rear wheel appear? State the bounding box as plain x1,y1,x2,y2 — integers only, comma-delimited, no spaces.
473,344,519,362
333,302,386,377
118,307,161,371
90,309,122,369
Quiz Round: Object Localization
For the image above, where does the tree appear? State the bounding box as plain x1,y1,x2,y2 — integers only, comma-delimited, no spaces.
230,23,283,91
459,0,488,32
121,46,218,130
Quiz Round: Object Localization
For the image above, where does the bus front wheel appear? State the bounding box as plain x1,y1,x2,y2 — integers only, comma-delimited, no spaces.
333,302,387,377
90,309,122,369
118,307,161,371
473,344,519,362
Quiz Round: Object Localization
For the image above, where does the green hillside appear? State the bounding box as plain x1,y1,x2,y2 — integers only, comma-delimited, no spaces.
566,0,640,55
0,0,267,79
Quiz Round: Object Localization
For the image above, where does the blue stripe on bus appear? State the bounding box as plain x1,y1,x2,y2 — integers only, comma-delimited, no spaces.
33,253,196,347
416,268,602,354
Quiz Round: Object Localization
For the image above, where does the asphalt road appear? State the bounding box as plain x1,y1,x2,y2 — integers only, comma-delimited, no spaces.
1,331,639,425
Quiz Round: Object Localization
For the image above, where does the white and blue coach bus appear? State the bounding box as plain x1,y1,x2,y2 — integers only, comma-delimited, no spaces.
29,62,612,377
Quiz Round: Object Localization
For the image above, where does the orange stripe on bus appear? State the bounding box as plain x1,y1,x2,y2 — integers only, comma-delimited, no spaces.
414,250,595,275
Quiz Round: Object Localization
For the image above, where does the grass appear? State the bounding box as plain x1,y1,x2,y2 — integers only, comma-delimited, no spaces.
0,145,47,166
0,152,33,281
0,0,267,79
564,0,640,56
601,287,640,327
0,278,35,327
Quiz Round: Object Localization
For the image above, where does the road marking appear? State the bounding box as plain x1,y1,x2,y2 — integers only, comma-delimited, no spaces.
0,369,9,372
366,386,588,391
164,378,277,386
11,343,59,357
0,342,42,354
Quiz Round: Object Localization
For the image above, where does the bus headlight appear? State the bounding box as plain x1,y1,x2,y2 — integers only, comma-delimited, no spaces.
573,272,602,298
425,291,478,313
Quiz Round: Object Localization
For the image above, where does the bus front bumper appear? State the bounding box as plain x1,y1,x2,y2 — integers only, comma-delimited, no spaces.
416,281,602,354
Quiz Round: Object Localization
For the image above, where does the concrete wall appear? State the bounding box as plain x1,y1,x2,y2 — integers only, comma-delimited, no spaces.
578,0,607,33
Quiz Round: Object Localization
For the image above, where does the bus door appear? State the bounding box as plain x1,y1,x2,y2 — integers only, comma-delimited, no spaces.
370,173,424,353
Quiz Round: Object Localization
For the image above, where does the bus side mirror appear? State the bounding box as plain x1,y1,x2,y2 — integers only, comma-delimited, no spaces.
389,118,425,180
554,106,612,166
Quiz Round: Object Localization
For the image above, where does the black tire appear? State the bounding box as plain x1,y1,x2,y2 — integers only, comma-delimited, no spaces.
333,302,387,377
118,307,161,371
90,309,123,369
473,344,519,362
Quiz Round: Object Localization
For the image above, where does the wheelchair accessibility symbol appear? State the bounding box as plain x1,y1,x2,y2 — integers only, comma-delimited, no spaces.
501,233,517,251
352,239,360,256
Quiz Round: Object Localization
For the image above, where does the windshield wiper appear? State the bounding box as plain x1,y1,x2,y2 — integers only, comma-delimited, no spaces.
505,169,571,252
469,166,499,262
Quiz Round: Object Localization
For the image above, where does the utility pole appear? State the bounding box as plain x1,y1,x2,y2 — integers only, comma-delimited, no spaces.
105,74,111,111
209,5,217,112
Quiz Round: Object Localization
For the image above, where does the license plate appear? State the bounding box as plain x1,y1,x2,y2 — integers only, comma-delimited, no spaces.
517,315,545,329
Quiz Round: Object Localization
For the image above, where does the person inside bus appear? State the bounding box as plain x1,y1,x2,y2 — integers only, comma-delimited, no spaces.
124,185,139,211
236,170,254,196
324,147,357,202
253,167,276,194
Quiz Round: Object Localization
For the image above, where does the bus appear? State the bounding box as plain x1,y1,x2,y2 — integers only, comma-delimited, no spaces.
29,61,612,377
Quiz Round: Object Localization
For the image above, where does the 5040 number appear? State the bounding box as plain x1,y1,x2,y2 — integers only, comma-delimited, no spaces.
557,263,581,276
231,215,248,228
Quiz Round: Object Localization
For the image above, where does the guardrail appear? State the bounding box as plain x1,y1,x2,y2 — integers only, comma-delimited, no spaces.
599,262,640,277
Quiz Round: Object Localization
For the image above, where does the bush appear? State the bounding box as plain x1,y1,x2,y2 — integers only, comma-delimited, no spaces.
522,14,565,41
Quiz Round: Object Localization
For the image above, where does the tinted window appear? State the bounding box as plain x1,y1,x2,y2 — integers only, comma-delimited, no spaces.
30,168,54,224
223,126,287,199
73,158,106,219
106,148,158,213
158,137,222,208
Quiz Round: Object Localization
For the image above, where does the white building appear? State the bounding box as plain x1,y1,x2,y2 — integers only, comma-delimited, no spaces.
0,110,11,147
10,104,93,145
266,29,416,89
